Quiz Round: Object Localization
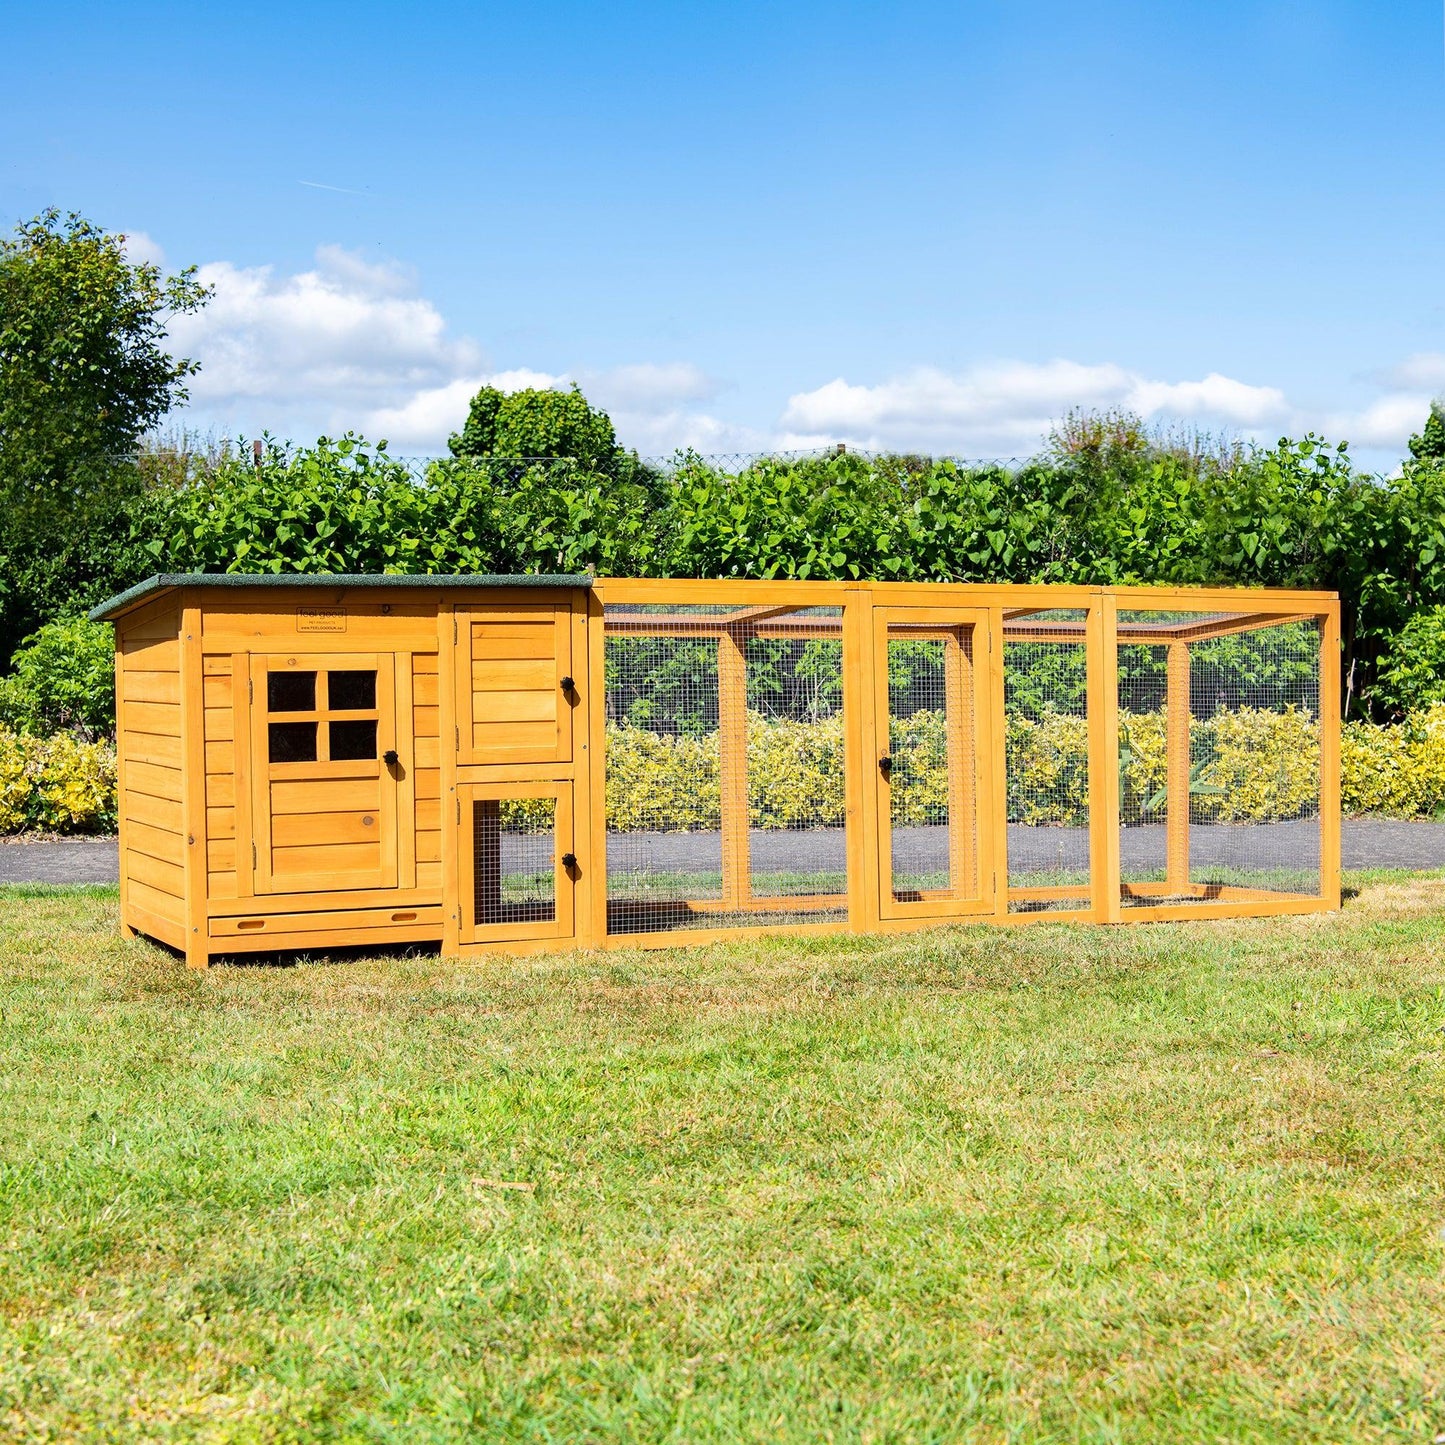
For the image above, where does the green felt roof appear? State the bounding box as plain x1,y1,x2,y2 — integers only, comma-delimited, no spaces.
88,572,591,622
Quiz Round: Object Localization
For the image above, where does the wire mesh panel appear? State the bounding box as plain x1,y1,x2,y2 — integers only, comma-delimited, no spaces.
1002,610,1090,911
473,796,557,927
1116,611,1323,907
883,623,980,907
604,603,848,935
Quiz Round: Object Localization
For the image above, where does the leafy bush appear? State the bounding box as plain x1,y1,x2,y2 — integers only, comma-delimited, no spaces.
1373,606,1445,718
0,616,115,738
0,726,116,833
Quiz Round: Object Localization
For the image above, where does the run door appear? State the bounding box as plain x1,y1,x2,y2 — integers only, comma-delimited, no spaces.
872,608,995,920
247,653,400,895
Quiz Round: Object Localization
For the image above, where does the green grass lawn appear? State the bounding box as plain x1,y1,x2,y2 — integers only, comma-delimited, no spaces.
3,876,1445,1442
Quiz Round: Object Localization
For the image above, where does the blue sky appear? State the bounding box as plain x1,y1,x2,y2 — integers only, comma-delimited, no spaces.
5,0,1443,467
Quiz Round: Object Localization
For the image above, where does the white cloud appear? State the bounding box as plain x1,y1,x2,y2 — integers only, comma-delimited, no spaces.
121,230,167,269
361,370,564,449
581,362,722,414
166,244,483,439
155,238,1439,466
779,361,1293,456
1380,352,1445,391
1320,392,1432,450
1126,373,1287,426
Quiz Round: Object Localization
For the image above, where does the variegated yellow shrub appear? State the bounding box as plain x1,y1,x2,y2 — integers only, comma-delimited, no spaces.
1340,704,1445,817
0,732,29,833
0,726,117,834
1199,706,1321,821
888,710,951,825
604,724,723,833
748,712,847,829
1007,708,1092,824
9,705,1445,839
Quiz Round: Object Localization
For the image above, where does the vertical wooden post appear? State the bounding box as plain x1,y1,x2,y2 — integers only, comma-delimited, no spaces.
842,586,879,933
944,627,977,898
569,592,596,947
718,628,751,910
1320,605,1343,906
179,599,209,969
987,608,1010,922
439,601,462,956
1088,594,1123,923
1165,639,1191,893
114,634,135,940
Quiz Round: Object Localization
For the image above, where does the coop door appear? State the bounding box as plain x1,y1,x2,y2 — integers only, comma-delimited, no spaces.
873,609,994,920
248,653,400,895
457,782,575,945
454,603,575,766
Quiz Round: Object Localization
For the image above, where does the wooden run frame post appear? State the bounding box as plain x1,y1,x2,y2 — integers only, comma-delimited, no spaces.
1087,595,1123,924
717,627,751,912
1165,639,1192,892
1320,603,1343,907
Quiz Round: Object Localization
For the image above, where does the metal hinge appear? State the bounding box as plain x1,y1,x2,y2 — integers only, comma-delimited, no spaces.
252,841,258,867
248,676,253,702
455,724,460,750
453,614,458,644
456,797,461,824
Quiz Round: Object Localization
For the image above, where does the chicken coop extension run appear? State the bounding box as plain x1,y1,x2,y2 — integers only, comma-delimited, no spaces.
93,575,1342,967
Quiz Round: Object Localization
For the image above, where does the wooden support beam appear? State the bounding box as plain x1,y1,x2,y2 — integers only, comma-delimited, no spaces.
1164,611,1315,644
602,616,843,639
1088,598,1123,923
944,626,977,898
1166,640,1191,892
717,629,751,910
717,604,802,626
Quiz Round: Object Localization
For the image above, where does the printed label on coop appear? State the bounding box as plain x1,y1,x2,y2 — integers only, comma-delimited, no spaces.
297,608,347,632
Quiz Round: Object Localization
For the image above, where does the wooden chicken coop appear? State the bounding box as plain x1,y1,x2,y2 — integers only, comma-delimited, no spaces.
92,575,1341,967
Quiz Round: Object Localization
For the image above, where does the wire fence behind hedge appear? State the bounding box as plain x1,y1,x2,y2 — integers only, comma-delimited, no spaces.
124,440,1035,487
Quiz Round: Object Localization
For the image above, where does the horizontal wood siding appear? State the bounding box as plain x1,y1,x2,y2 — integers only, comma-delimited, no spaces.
117,598,185,944
414,654,442,889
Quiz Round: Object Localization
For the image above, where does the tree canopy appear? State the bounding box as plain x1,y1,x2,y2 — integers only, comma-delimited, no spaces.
0,210,209,487
448,383,624,467
0,210,209,656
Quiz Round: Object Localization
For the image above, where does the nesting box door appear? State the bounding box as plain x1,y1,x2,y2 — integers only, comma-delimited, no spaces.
246,652,401,895
454,603,575,766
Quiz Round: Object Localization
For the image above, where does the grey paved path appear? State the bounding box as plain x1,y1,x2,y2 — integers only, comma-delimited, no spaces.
0,838,125,884
2,817,1444,886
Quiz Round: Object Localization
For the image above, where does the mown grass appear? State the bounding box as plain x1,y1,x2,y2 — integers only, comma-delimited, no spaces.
2,876,1445,1442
